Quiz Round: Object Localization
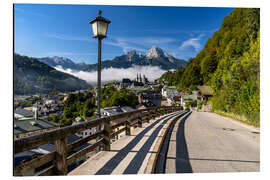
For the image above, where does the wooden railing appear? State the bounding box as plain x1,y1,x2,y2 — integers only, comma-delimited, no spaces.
13,106,182,176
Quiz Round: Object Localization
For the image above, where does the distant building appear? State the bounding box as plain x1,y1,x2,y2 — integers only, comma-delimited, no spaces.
161,86,178,98
138,93,161,107
101,106,134,117
181,92,198,108
197,85,214,101
167,95,182,106
117,74,150,90
14,106,60,139
14,118,60,139
14,107,33,119
72,117,95,138
121,78,132,88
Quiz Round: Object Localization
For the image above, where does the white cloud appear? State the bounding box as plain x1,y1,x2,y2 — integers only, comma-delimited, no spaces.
105,36,176,54
45,33,94,42
45,52,96,56
179,34,204,52
54,65,166,84
105,38,146,54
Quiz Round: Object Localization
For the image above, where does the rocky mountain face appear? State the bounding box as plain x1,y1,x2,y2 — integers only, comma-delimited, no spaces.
38,56,88,70
84,46,187,71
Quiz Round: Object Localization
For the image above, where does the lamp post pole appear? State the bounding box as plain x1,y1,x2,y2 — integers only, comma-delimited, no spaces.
89,10,110,118
90,10,110,151
97,37,102,118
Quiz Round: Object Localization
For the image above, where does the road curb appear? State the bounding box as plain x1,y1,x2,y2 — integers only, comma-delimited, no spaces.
144,110,190,174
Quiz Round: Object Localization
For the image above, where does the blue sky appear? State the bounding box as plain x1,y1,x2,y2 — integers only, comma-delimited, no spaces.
14,4,233,64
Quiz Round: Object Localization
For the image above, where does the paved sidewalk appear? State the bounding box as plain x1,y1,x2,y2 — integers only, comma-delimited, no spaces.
68,112,181,175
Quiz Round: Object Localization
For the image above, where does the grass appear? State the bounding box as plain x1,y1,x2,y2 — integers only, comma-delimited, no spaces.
212,110,260,128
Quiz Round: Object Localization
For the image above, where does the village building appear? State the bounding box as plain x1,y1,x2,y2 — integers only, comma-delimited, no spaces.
161,86,178,98
180,92,198,108
167,95,182,106
14,117,60,139
72,117,95,138
197,85,214,101
100,106,134,117
14,107,33,119
138,93,162,107
116,74,150,90
14,106,60,139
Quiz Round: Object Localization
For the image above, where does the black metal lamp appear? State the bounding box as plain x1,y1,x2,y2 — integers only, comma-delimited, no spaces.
89,10,111,39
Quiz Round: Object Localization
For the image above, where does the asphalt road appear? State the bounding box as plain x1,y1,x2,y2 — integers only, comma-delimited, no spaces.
165,111,260,173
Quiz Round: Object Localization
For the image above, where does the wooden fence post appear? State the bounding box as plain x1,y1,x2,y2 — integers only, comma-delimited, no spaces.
54,137,68,175
152,108,157,119
146,111,150,123
148,110,153,122
103,120,111,151
126,120,131,135
138,115,143,128
162,107,166,115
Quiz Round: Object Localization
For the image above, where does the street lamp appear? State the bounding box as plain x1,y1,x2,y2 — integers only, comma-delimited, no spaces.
89,10,111,118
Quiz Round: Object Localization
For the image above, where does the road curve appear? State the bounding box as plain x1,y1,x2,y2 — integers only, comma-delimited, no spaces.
165,111,260,173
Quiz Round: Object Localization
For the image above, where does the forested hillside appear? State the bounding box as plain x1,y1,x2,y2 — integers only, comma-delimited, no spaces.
159,8,260,125
14,54,91,95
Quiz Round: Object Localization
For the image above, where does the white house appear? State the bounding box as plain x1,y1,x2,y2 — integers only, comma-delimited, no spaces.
72,117,95,138
161,86,178,98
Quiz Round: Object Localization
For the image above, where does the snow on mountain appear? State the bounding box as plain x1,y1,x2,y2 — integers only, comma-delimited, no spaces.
38,56,88,70
146,46,164,58
85,46,187,71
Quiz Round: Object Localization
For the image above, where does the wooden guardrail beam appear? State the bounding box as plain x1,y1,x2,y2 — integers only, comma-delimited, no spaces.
67,138,104,166
14,118,104,154
14,151,55,176
67,131,104,152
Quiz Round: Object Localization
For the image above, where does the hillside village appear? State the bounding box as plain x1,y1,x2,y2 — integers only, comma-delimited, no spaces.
14,72,213,140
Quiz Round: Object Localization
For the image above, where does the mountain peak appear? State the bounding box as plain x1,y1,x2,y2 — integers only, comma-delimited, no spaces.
146,46,165,58
38,56,88,70
126,49,139,61
127,49,137,56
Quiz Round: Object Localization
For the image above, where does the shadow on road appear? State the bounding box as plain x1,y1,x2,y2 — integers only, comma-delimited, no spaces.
95,112,180,175
123,112,176,174
175,111,193,173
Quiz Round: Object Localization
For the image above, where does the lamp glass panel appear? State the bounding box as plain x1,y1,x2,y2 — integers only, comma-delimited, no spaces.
91,21,98,37
97,21,108,37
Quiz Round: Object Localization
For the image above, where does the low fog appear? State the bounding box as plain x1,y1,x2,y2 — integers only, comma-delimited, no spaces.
55,65,167,85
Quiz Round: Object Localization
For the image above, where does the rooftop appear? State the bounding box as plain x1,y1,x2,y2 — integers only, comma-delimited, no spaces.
14,118,60,135
15,108,33,118
197,86,214,96
101,106,135,116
